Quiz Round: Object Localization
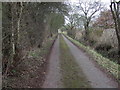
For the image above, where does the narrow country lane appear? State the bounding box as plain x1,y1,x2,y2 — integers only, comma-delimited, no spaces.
42,36,62,88
3,2,119,89
42,34,118,88
62,35,118,88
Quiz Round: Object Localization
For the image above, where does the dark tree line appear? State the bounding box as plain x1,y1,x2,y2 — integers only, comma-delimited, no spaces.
2,2,68,75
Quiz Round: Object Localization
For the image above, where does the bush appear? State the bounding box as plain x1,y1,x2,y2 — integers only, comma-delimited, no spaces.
95,43,112,51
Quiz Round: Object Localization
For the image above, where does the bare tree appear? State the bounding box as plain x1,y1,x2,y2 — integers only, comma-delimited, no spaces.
110,0,120,62
65,13,77,38
78,0,103,40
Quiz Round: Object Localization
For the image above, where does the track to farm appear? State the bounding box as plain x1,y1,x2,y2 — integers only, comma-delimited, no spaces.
43,34,118,88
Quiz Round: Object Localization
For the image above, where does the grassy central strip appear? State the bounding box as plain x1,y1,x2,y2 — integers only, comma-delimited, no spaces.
59,35,91,88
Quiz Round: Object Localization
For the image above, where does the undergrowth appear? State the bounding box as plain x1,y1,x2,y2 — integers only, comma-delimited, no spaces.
3,35,57,88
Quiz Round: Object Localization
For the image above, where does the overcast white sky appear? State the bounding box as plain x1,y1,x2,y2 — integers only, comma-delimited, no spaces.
70,0,111,3
69,0,111,8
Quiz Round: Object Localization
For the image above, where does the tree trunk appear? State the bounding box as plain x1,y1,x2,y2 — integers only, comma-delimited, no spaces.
17,2,23,44
12,2,23,68
84,21,89,40
110,1,120,64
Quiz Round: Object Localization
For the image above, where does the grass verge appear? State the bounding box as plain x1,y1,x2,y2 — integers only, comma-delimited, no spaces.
59,35,91,88
64,34,119,81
